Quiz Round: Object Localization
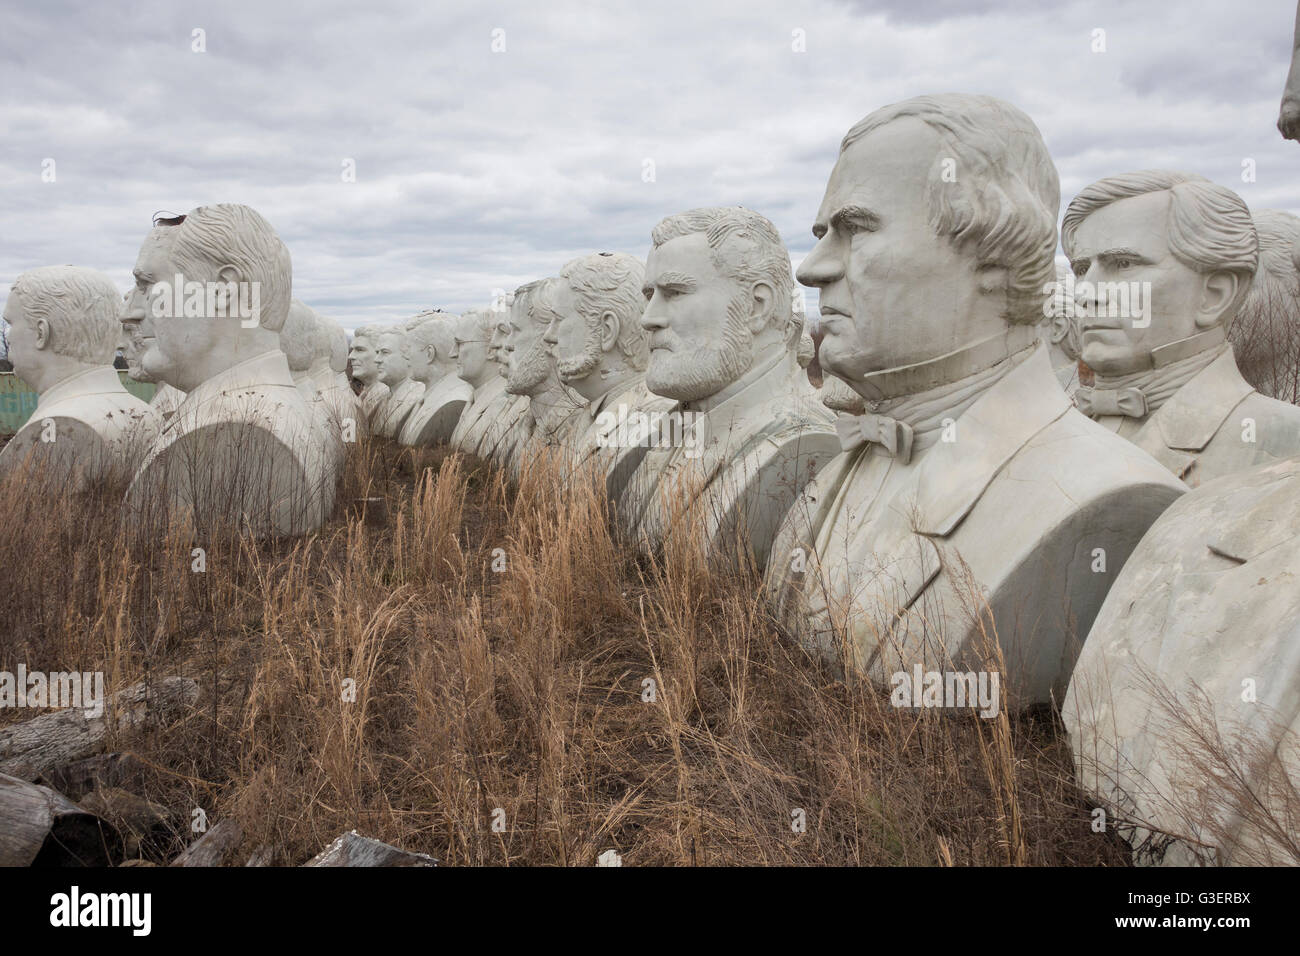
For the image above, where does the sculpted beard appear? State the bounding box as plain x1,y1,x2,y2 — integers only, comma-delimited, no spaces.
507,335,553,394
556,314,604,383
646,291,753,402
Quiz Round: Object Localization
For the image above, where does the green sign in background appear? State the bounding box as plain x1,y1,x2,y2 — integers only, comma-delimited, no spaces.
0,371,157,435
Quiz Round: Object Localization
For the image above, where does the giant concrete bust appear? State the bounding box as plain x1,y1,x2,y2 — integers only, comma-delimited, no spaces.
348,325,391,424
122,204,335,537
619,206,839,568
500,279,585,473
370,325,425,438
280,298,362,440
1039,261,1083,396
539,251,676,501
763,94,1187,705
398,312,472,447
1062,171,1300,486
0,266,160,487
448,306,527,460
1228,209,1300,403
1066,457,1300,865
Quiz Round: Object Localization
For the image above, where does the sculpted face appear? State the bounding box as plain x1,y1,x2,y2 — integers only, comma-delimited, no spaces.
641,233,753,402
797,119,987,384
504,296,551,394
373,331,410,386
1069,190,1207,376
407,331,438,385
452,322,490,387
122,226,190,388
2,292,41,385
488,313,510,372
542,278,603,388
348,336,380,385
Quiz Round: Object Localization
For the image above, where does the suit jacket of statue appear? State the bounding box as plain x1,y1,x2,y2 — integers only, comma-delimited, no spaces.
399,372,473,447
372,378,425,439
1065,456,1300,865
620,351,840,570
359,380,390,424
0,365,161,488
126,349,337,537
765,342,1188,705
503,383,587,481
449,376,529,461
559,375,678,504
1091,345,1300,488
297,364,364,439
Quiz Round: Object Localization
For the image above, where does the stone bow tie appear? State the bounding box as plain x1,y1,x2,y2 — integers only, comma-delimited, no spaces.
1074,386,1148,419
835,412,914,464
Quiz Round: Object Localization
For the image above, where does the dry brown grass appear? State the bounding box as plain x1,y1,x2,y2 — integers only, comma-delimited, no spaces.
0,435,1130,866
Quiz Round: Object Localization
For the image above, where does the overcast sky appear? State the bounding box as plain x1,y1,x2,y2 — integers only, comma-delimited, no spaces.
2,0,1299,334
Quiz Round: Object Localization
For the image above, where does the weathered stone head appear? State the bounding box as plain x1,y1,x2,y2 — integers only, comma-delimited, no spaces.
1227,209,1300,400
799,93,1058,399
121,204,292,392
641,206,798,402
5,266,122,392
280,299,319,376
504,279,556,397
349,326,386,386
540,252,647,402
1061,171,1257,377
451,307,497,389
373,328,412,388
404,313,458,386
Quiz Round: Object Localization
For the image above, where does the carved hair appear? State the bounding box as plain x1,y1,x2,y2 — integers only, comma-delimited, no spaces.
459,306,496,340
651,207,796,344
512,279,550,325
555,252,649,369
9,265,122,364
1061,170,1258,320
164,203,293,333
1229,209,1300,397
405,312,458,361
841,93,1060,327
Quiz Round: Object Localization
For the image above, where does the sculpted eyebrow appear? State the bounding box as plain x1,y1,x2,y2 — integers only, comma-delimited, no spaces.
655,271,697,288
830,204,880,232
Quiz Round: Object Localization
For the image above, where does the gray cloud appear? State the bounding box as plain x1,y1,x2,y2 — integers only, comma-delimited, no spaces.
2,0,1299,337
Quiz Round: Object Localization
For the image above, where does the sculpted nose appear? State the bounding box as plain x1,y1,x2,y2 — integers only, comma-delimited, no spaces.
796,236,842,289
640,297,666,332
121,289,145,322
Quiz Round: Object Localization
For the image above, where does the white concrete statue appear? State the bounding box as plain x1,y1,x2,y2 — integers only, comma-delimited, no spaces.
500,279,586,474
448,307,528,460
0,266,160,488
348,326,391,424
764,94,1187,705
1063,171,1300,487
398,312,472,447
539,251,677,501
280,298,363,441
619,206,841,568
370,326,425,439
1066,456,1300,866
120,301,186,422
121,204,336,537
1227,209,1300,403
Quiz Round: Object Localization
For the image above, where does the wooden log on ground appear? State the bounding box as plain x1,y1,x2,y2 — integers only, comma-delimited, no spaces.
0,677,198,780
171,818,244,867
304,830,437,867
0,772,122,866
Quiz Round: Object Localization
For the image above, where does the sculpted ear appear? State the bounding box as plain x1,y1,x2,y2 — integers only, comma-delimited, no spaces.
1198,271,1240,329
748,281,775,333
599,310,619,352
34,317,51,351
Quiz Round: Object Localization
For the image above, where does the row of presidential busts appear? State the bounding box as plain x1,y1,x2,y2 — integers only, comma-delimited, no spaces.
3,92,1296,864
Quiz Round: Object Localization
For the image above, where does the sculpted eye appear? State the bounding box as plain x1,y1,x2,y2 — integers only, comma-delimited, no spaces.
1072,262,1088,278
1115,258,1133,270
